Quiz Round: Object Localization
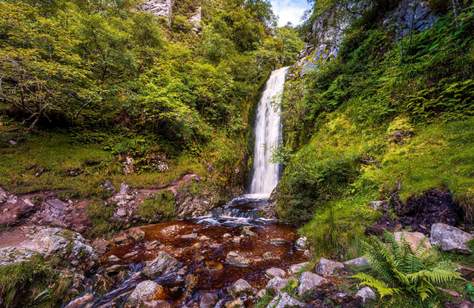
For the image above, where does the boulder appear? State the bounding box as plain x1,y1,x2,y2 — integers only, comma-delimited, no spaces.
127,281,164,306
268,293,305,308
355,287,376,303
266,277,289,293
0,227,97,268
288,262,309,275
394,231,432,252
343,257,370,270
226,251,251,268
315,258,344,276
265,267,286,279
297,272,326,297
143,251,179,278
430,223,473,254
229,279,254,298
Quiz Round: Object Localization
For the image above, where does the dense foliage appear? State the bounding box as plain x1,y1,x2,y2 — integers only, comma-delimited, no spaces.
0,0,303,202
278,2,474,258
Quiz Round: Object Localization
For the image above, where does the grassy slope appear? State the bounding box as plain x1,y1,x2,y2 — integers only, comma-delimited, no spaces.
278,6,474,258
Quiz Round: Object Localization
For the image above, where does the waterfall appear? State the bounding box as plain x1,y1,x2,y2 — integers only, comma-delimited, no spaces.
248,66,288,198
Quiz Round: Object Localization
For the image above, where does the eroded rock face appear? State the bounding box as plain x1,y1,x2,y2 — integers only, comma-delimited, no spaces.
0,227,97,268
143,251,180,278
430,223,473,254
315,258,344,277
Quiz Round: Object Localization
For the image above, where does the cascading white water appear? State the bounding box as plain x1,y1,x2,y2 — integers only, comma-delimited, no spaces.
248,66,289,198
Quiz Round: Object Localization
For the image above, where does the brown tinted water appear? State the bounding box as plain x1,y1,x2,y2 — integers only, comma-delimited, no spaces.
104,220,308,303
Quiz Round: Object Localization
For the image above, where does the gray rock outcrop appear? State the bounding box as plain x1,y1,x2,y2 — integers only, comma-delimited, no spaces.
430,223,473,254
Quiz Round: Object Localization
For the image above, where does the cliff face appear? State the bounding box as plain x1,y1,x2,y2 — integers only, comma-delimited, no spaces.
298,0,438,74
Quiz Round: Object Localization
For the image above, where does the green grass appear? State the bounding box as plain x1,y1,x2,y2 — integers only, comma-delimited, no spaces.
0,130,206,199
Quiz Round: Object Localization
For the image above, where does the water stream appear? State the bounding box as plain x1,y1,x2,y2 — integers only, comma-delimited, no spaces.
95,67,301,306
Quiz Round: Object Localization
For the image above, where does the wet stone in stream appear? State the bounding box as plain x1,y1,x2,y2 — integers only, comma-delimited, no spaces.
103,220,308,305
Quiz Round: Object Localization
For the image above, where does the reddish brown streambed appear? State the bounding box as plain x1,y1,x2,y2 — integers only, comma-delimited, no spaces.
103,220,308,304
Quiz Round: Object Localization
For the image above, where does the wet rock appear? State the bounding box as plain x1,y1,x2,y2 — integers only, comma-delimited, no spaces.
143,251,179,278
226,251,251,268
143,300,172,308
343,257,370,270
266,277,289,293
270,238,289,246
127,280,163,306
263,251,279,261
225,299,244,308
394,231,432,252
315,258,344,276
92,238,110,255
241,226,256,237
269,293,305,308
298,272,326,297
128,227,146,242
200,292,218,308
289,262,309,275
64,293,94,308
356,287,376,304
265,267,286,279
145,240,161,251
181,233,198,240
106,264,127,274
229,279,254,298
430,223,473,254
295,236,308,250
107,255,121,262
123,251,139,259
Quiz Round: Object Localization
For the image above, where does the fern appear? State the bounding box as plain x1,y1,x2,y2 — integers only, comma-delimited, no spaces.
353,232,463,304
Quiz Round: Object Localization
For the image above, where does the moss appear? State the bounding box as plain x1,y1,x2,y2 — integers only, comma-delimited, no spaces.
86,200,117,237
137,191,176,223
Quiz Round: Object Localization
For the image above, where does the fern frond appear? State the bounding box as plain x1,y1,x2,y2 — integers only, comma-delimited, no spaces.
353,272,399,299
